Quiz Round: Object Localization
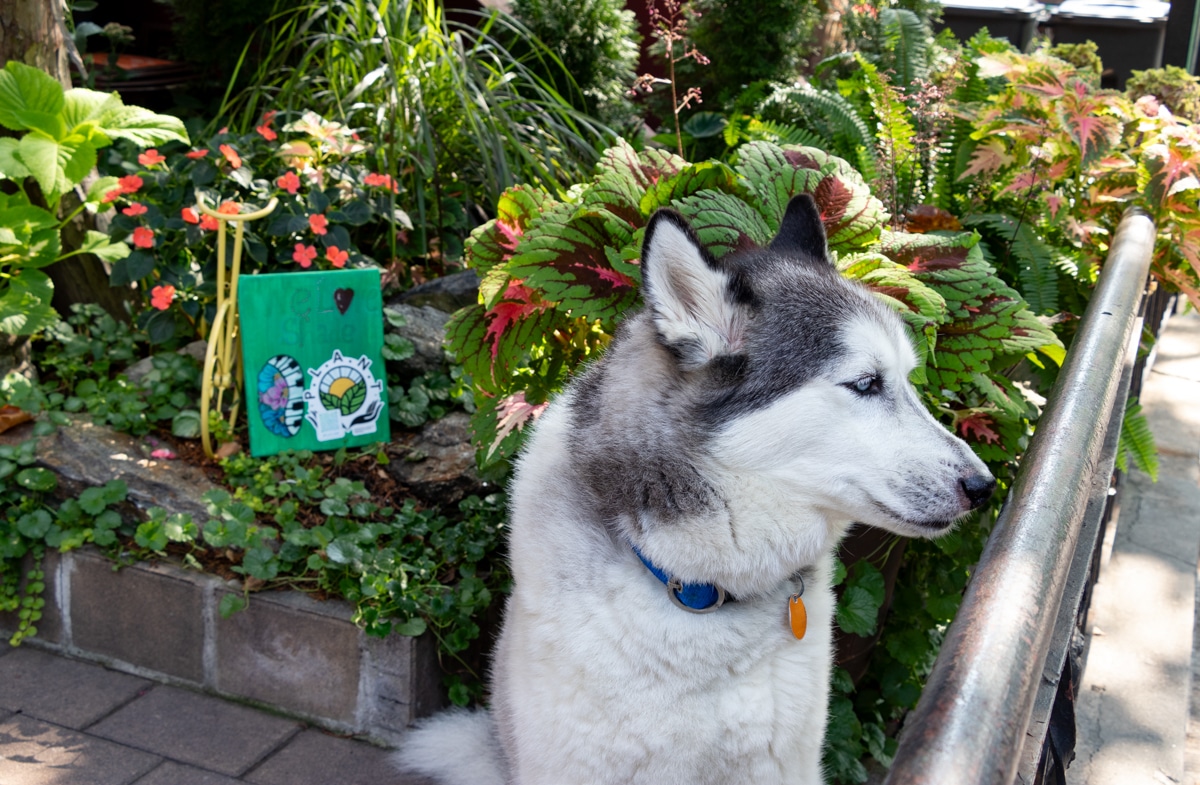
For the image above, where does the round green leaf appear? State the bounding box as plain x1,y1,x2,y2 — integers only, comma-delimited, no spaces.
15,467,56,492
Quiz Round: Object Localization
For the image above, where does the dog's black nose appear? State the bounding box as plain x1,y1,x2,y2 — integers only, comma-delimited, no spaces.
961,474,996,510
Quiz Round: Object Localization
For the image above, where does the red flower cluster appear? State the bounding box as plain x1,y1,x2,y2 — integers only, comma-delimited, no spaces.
364,172,399,193
326,246,348,268
132,226,155,249
219,144,242,169
277,170,301,195
138,149,166,167
293,243,318,268
103,174,144,203
150,284,175,310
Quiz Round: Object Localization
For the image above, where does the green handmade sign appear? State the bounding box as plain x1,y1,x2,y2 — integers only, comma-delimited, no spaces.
239,269,389,457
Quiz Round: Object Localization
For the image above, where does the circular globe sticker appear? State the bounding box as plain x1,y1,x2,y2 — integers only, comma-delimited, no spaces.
303,350,385,441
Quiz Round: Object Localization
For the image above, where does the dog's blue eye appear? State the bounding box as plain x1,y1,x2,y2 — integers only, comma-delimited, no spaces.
847,375,882,396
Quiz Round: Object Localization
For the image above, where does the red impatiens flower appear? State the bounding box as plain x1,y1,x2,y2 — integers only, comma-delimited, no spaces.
150,284,176,311
132,226,155,249
219,144,242,169
217,201,241,216
276,170,301,195
122,203,148,217
181,207,199,224
293,243,318,268
117,174,144,194
308,213,328,235
185,149,209,159
256,124,277,141
363,172,399,193
138,149,166,166
199,215,220,231
326,246,348,268
102,189,122,203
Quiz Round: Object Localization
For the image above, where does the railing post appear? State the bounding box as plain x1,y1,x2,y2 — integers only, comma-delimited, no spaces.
883,207,1157,785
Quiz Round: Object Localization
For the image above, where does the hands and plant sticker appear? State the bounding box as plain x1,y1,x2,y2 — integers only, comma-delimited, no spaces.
304,350,385,441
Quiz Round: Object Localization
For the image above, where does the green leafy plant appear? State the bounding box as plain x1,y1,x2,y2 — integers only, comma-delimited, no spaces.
509,0,642,126
448,140,1059,479
0,60,187,335
0,426,131,645
220,0,613,263
1126,65,1200,122
96,111,405,344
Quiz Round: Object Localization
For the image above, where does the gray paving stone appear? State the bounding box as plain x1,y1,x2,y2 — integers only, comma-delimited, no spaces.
69,549,207,682
0,713,161,785
244,728,433,785
132,760,243,785
89,685,301,777
0,646,150,729
215,589,362,724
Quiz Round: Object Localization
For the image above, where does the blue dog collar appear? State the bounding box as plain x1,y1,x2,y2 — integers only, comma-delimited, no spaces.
631,543,726,613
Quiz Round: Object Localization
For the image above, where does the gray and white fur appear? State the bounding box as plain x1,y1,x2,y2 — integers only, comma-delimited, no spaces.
396,194,994,785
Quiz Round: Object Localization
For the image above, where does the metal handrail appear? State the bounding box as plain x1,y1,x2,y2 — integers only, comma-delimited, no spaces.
883,207,1157,785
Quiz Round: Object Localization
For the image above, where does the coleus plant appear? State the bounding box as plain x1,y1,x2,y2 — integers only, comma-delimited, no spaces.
447,139,1062,472
949,42,1200,315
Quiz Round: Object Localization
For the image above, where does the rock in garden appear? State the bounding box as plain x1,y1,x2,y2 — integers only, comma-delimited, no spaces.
385,303,452,380
388,269,480,314
386,411,489,507
0,415,218,525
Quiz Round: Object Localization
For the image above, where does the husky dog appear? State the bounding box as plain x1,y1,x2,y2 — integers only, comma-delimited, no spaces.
398,194,995,785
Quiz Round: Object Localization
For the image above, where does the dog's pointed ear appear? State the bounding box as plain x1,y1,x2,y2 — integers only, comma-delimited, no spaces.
770,194,830,265
641,209,746,370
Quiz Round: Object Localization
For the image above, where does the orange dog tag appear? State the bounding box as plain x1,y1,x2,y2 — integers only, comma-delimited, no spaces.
788,594,807,640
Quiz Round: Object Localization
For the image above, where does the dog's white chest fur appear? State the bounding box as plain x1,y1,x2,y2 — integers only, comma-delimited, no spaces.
491,404,837,785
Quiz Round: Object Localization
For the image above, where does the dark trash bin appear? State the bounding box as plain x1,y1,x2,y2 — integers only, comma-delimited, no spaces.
935,0,1048,50
1047,1,1170,88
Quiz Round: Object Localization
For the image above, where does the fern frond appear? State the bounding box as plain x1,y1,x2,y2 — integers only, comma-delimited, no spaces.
880,8,933,87
853,54,917,213
963,213,1060,314
759,85,878,181
745,119,827,148
1116,399,1159,481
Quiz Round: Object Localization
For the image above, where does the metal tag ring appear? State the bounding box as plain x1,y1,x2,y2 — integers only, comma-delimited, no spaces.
666,578,726,614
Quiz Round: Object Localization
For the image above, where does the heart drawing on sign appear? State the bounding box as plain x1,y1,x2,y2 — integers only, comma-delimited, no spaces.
334,288,354,315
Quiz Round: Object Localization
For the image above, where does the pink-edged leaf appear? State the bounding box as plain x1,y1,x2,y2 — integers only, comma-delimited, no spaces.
735,142,887,248
1141,140,1200,208
1056,88,1122,166
506,202,640,323
673,191,774,257
959,138,1014,180
1000,169,1040,196
465,185,555,274
585,141,685,225
958,411,1001,445
484,391,549,462
640,160,742,215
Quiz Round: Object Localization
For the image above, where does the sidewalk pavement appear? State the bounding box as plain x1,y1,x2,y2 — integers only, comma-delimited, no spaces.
0,644,435,785
1074,308,1200,785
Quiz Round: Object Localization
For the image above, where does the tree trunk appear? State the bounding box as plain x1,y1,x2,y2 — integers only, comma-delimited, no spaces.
0,0,72,88
1,0,132,323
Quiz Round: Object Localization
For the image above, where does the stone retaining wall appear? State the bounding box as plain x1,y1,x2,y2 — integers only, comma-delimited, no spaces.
1,547,442,745
0,417,444,745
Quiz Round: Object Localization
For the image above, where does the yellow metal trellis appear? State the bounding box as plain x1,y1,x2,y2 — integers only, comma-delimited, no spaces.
195,194,278,459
